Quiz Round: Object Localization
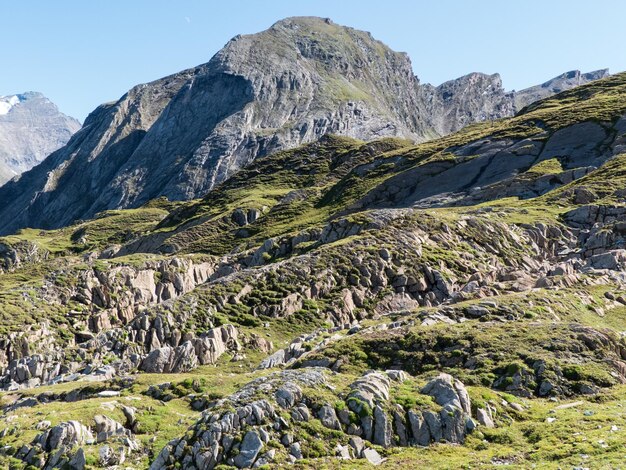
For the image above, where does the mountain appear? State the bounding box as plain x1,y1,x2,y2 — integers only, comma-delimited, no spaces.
0,17,608,235
0,92,80,185
421,72,515,135
513,68,610,111
1,72,626,469
422,69,609,135
0,17,431,233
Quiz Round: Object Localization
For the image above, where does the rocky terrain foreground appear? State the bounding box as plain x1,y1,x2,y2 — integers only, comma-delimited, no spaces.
1,61,626,469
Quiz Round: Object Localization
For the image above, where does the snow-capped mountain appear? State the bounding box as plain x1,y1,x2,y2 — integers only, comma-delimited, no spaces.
0,92,80,185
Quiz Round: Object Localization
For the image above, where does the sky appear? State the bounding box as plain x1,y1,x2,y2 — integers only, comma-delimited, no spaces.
2,0,624,122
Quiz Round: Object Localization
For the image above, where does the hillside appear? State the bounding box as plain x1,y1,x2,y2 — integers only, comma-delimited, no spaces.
0,72,625,468
0,17,606,235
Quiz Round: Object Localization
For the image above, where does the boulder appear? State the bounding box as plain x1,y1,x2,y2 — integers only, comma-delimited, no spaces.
589,250,626,270
289,442,302,459
68,448,86,470
421,373,471,414
37,421,94,451
233,430,263,468
318,404,341,430
94,414,128,443
99,445,125,466
476,407,495,428
275,382,302,409
363,447,385,465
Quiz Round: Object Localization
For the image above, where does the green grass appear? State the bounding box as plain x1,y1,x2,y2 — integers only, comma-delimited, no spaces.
525,157,564,175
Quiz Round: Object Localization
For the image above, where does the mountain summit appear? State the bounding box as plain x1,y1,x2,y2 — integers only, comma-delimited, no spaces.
0,92,80,185
0,17,608,234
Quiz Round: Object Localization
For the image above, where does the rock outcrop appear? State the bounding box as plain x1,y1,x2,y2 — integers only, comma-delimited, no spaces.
140,325,240,373
13,421,93,469
150,369,481,469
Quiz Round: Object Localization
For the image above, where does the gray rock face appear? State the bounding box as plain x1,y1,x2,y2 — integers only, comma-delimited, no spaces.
233,431,263,468
68,448,86,470
373,405,392,447
408,410,430,446
0,16,606,235
0,17,429,234
363,447,385,465
419,69,608,136
420,373,474,444
421,373,472,414
94,415,128,443
355,107,624,212
99,445,126,466
36,421,93,451
476,407,495,428
275,382,303,409
318,404,342,430
513,69,609,111
421,72,514,135
0,92,80,185
144,341,198,373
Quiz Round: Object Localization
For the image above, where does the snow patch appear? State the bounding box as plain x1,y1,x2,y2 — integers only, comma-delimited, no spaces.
0,95,21,115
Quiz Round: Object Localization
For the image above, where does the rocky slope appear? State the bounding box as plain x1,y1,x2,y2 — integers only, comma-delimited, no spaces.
1,73,626,468
0,16,607,235
0,92,80,185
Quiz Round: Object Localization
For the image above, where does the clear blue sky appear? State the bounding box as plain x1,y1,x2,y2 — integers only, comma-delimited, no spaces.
2,0,624,121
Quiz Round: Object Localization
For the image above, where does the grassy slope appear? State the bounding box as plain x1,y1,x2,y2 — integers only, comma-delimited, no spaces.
1,74,626,468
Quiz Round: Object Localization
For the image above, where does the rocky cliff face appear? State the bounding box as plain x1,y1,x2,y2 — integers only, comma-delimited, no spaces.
421,72,514,135
0,17,609,236
0,92,80,185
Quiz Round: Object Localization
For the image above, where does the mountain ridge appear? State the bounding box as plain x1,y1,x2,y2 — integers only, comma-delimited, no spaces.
0,17,610,237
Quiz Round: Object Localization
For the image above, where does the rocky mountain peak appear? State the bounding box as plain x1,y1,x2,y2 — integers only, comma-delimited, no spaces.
0,91,80,185
421,72,514,135
0,18,611,236
513,68,610,111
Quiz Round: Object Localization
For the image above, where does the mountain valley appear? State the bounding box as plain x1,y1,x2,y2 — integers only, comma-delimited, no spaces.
0,15,625,470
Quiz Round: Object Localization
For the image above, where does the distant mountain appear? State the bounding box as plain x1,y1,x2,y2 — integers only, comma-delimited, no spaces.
513,69,610,111
0,17,609,234
421,69,609,135
0,92,80,185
